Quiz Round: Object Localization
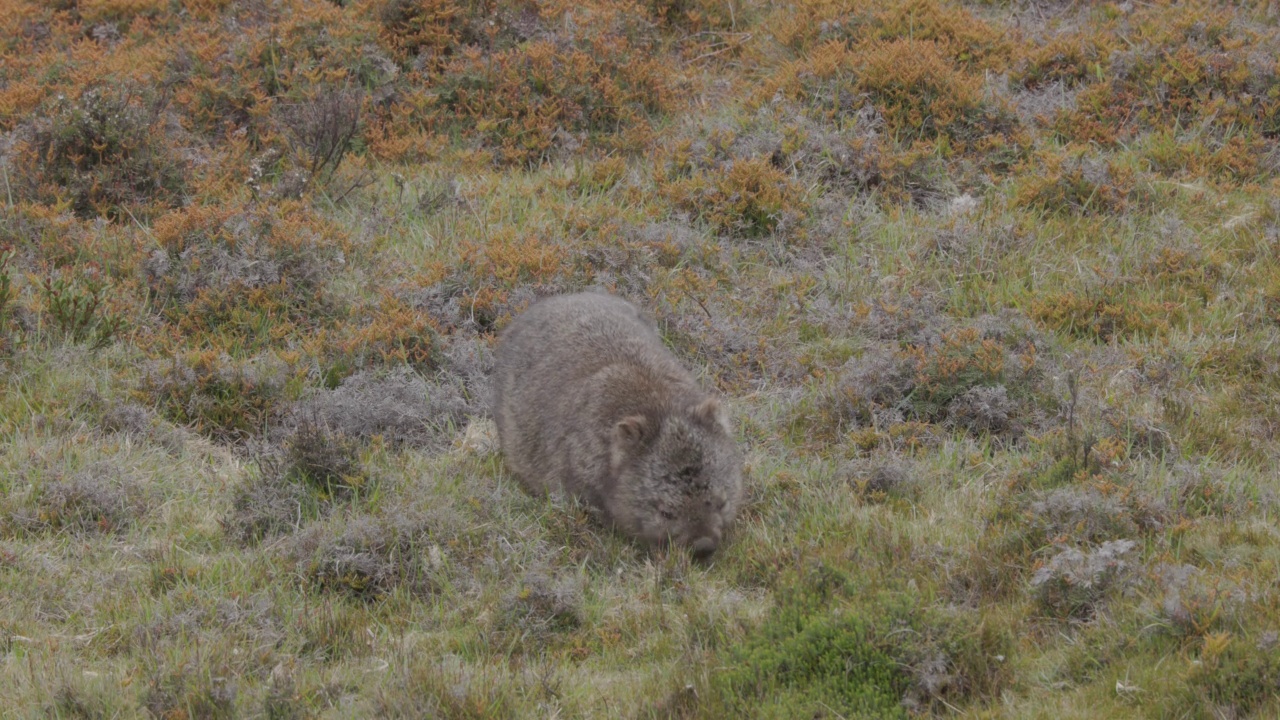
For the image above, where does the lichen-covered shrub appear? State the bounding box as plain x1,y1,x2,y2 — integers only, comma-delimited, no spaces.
2,465,149,538
1031,539,1137,620
290,368,471,449
223,466,315,545
498,570,583,636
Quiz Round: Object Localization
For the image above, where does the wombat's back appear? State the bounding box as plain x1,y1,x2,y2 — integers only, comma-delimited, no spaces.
492,291,743,557
492,292,664,490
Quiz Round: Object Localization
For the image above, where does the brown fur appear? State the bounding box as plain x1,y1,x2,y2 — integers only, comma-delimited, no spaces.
492,292,743,557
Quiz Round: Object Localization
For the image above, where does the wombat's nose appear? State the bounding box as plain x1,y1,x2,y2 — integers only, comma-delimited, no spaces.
690,537,718,559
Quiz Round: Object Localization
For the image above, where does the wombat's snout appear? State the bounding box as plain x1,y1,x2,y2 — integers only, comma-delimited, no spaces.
690,536,718,560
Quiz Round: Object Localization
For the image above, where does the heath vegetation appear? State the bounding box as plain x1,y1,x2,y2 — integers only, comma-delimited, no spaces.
1,0,1279,717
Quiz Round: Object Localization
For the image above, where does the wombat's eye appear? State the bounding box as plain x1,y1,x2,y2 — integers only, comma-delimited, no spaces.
658,509,676,521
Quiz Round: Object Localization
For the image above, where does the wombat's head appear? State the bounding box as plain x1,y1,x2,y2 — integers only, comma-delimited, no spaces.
608,397,743,559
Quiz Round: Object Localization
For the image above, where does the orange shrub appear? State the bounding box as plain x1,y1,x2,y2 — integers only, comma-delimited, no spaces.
313,295,441,385
763,0,1013,69
376,0,498,64
458,231,571,287
855,38,986,143
1013,33,1110,90
1013,149,1138,215
903,327,1006,420
23,85,190,220
1031,290,1173,343
146,203,348,351
429,33,677,164
758,38,1017,150
1050,3,1280,146
663,157,806,236
78,0,168,25
869,0,1013,69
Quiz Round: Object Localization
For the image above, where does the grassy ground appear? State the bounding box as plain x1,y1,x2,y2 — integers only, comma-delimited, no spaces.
2,0,1280,717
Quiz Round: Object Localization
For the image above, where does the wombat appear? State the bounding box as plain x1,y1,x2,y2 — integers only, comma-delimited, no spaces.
492,292,743,558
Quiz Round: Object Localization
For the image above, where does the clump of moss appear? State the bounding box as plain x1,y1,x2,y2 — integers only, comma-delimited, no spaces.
1050,3,1280,149
282,420,369,499
706,564,907,718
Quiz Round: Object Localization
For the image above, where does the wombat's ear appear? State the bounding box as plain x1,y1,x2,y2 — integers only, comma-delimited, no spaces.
691,397,732,436
611,415,649,471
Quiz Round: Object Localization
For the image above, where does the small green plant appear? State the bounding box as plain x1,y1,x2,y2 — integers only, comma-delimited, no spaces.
0,247,13,332
39,271,125,349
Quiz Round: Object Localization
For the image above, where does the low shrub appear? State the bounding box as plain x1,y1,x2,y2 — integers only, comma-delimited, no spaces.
24,85,189,220
820,307,1051,440
1013,149,1139,215
3,466,148,538
138,351,292,442
287,512,447,598
1031,288,1172,343
290,367,470,449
